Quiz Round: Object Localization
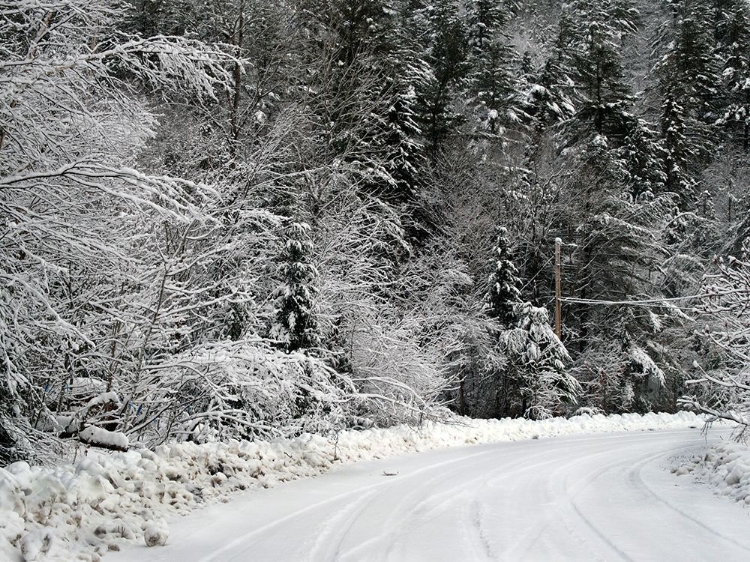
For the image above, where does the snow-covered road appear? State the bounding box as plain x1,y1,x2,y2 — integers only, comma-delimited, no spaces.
109,429,750,562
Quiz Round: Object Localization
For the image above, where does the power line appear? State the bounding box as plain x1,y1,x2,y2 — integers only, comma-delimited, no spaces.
560,294,705,307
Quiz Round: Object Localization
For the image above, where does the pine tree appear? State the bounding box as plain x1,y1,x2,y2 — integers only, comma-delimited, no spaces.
653,0,722,196
549,0,672,348
273,223,321,352
619,117,668,200
661,0,721,124
502,302,581,419
464,0,524,132
660,90,698,207
464,0,513,52
524,55,577,133
298,0,432,236
413,0,471,156
715,0,750,149
561,0,639,139
486,226,522,327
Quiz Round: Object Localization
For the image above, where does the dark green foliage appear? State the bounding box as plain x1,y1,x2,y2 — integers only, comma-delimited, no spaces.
274,223,321,352
668,0,721,124
464,0,524,129
413,0,471,155
524,57,576,131
486,226,522,328
559,0,638,139
714,0,750,148
0,419,18,465
660,91,699,207
619,118,668,200
655,0,721,208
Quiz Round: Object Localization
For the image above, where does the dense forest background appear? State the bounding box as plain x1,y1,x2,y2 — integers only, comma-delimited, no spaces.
2,0,749,463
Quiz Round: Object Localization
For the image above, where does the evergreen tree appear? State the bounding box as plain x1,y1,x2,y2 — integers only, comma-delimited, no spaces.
556,134,678,407
413,0,471,155
298,0,433,237
619,117,668,200
548,0,673,362
485,226,522,327
464,0,514,52
715,0,750,149
654,0,720,180
502,302,581,419
660,90,698,207
464,0,524,132
560,0,639,139
671,0,722,124
656,0,719,209
524,56,577,133
273,223,321,352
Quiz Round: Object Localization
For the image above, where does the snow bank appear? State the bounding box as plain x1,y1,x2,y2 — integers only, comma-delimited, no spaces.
0,411,702,561
672,440,750,507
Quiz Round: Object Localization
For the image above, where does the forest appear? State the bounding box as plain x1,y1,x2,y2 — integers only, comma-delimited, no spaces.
1,0,749,464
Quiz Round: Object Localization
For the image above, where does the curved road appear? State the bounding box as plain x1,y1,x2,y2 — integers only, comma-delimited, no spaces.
111,430,750,562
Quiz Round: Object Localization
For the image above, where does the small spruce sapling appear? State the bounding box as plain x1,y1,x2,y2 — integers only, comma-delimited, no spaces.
273,222,321,353
486,226,522,328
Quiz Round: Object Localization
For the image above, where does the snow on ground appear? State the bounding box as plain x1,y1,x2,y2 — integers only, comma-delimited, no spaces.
672,436,750,507
0,412,706,561
106,428,750,562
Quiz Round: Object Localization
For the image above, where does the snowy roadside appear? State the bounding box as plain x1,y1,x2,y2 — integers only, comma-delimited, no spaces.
0,411,706,562
672,437,750,508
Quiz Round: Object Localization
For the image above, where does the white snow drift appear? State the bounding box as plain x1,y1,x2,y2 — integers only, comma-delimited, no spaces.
673,438,750,506
0,412,706,561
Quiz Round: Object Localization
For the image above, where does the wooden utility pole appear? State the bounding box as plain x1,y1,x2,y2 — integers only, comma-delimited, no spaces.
554,237,562,339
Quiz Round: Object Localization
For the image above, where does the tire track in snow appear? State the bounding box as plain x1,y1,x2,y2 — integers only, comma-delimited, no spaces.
304,489,379,562
497,447,625,562
337,445,560,562
194,445,508,562
336,455,507,561
113,430,750,562
496,435,704,562
625,448,750,555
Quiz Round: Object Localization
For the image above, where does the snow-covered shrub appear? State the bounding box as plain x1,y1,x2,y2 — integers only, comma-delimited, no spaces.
346,304,450,425
119,340,360,446
683,240,750,437
143,519,169,547
312,192,461,425
0,0,245,456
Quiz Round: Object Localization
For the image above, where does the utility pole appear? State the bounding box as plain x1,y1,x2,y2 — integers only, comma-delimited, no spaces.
555,237,562,339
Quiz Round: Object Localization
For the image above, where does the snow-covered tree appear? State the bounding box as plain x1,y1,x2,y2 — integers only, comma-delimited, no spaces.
464,0,525,133
0,0,240,459
502,302,580,419
485,226,522,327
684,238,750,437
660,90,699,207
714,0,750,149
273,222,321,352
524,56,576,133
414,0,471,155
560,0,639,139
667,0,722,124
